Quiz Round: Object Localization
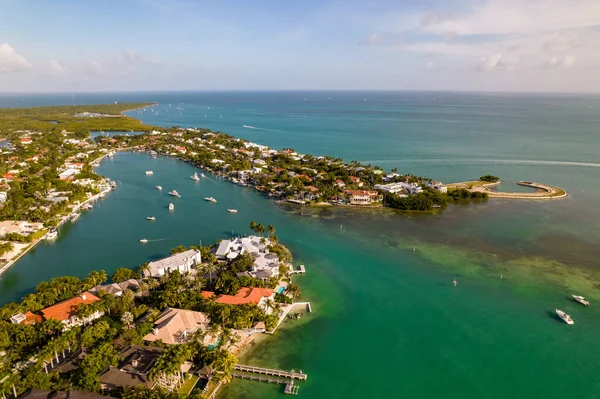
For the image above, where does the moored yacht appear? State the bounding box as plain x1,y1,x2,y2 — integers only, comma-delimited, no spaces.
156,185,162,191
204,197,217,203
556,309,574,325
145,170,153,175
227,209,238,213
45,228,58,240
147,216,156,221
191,172,200,181
169,203,175,210
168,190,181,197
572,295,590,306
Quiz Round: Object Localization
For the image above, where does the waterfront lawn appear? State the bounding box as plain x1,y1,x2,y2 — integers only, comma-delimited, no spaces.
178,375,199,395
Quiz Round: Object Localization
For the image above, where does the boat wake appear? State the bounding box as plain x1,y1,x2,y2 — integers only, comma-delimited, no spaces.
243,125,262,130
146,238,171,242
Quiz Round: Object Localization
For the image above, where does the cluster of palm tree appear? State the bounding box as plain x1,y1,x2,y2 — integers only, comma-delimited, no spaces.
149,345,192,392
249,221,276,238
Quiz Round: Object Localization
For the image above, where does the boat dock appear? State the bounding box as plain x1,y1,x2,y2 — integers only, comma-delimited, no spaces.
232,365,306,395
234,364,307,380
289,264,306,274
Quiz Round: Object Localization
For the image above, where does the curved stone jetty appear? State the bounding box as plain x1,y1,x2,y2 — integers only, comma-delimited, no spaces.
448,180,567,200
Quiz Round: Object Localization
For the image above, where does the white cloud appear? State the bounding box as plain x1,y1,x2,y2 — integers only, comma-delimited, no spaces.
426,61,435,70
563,54,577,68
543,55,577,69
84,50,158,76
0,43,31,73
48,60,67,74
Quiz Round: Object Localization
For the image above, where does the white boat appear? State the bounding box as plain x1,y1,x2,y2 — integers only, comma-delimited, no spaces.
107,151,114,158
191,172,200,181
145,171,153,175
82,203,93,210
156,185,162,190
45,228,58,240
204,197,217,203
140,239,148,243
227,209,238,213
147,216,156,221
556,309,574,325
572,295,590,306
169,203,175,210
71,213,80,222
200,173,206,178
168,190,181,197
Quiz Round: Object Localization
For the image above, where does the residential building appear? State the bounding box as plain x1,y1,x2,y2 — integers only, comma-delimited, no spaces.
214,236,280,279
344,190,379,205
143,308,216,346
10,311,43,325
98,345,164,391
20,138,32,145
349,176,364,187
143,249,201,278
19,389,116,399
426,181,448,193
91,279,141,297
41,292,103,328
216,287,275,313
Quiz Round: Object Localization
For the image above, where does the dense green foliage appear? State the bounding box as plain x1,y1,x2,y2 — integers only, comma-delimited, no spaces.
480,175,500,182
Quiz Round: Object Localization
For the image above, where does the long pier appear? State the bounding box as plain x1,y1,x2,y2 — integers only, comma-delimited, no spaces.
234,364,307,380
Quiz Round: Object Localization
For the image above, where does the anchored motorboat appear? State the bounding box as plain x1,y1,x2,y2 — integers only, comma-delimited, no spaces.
169,203,174,210
191,172,200,181
156,185,162,191
147,216,156,221
227,209,238,213
556,309,574,325
572,295,590,306
45,228,58,240
168,190,181,197
204,197,217,203
145,170,153,175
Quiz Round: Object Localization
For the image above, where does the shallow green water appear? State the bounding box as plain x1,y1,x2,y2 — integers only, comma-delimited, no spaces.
1,92,600,398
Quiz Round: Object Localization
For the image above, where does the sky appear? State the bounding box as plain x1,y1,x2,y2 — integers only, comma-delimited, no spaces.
1,0,600,93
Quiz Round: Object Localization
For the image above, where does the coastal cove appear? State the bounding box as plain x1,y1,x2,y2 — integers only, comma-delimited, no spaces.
1,92,600,399
2,152,600,398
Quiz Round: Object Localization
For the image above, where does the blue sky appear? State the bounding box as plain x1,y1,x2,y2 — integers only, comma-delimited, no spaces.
1,0,600,92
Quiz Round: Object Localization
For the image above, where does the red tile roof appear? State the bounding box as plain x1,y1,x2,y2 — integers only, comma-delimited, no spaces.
23,311,43,325
2,174,15,180
216,287,274,306
201,291,215,299
41,292,100,322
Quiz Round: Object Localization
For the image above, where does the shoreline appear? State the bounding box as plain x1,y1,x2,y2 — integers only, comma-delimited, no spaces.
448,180,568,200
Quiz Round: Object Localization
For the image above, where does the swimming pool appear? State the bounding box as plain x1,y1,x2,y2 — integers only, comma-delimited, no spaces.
276,286,285,294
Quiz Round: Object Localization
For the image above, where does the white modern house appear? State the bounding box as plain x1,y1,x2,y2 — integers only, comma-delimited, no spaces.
215,236,280,279
143,249,201,278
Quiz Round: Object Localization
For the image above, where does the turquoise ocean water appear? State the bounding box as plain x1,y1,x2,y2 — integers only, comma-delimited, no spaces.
1,92,600,398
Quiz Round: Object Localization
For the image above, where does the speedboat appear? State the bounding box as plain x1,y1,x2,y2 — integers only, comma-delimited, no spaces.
227,209,238,213
191,172,200,181
45,228,58,240
204,197,217,203
82,203,93,210
572,295,590,306
169,203,174,210
140,239,148,243
556,309,574,325
200,173,206,178
156,185,162,190
145,171,153,175
168,190,181,197
147,216,156,221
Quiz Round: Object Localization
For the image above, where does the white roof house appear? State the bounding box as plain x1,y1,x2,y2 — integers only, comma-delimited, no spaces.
144,249,201,278
214,236,280,279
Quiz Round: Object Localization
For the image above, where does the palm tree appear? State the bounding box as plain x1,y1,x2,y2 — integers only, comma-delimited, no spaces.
203,263,218,283
121,311,134,329
249,220,257,234
264,298,275,314
259,237,267,251
256,223,265,237
286,283,302,301
267,224,275,238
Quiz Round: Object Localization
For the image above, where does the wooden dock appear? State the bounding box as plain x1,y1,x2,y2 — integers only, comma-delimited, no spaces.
289,264,306,274
234,364,307,380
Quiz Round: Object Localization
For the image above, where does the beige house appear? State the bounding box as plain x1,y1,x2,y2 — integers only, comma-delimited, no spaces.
143,308,217,346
